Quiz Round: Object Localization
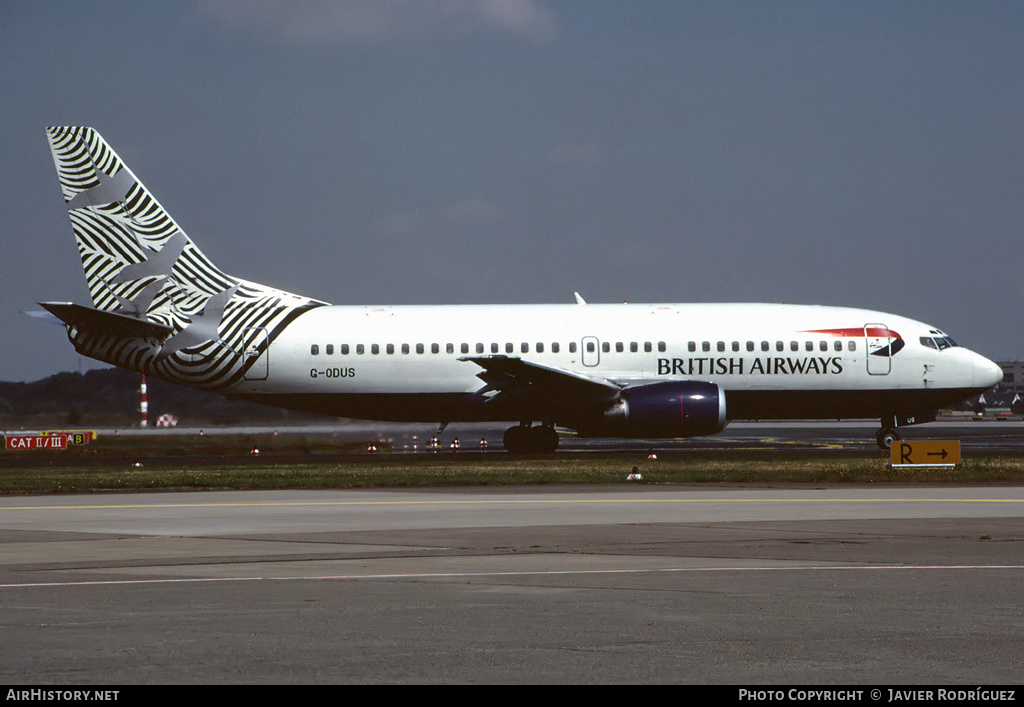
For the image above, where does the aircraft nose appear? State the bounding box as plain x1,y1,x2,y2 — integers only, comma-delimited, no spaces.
974,355,1003,389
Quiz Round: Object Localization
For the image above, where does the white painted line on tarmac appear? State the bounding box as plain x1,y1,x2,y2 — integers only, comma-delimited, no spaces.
3,563,1023,589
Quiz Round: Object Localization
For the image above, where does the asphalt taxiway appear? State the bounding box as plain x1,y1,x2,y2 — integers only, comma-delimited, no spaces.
1,484,1022,683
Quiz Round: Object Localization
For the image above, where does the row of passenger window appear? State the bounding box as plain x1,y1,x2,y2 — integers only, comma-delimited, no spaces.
688,340,857,353
309,339,860,357
310,341,671,356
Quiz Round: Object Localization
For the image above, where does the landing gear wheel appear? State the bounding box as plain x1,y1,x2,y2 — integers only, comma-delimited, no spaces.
503,425,560,454
876,428,900,450
533,425,559,454
503,425,529,454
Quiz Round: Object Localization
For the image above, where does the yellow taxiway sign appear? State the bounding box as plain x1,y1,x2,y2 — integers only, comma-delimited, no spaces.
890,440,961,467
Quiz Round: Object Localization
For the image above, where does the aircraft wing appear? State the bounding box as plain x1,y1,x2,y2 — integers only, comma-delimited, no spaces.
460,355,621,402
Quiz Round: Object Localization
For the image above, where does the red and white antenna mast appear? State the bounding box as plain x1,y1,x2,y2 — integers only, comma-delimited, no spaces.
140,374,148,427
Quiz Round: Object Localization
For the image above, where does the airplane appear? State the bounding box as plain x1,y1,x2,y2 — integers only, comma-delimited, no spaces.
38,126,1003,453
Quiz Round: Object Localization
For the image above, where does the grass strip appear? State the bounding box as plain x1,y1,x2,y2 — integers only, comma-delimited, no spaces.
2,453,1023,494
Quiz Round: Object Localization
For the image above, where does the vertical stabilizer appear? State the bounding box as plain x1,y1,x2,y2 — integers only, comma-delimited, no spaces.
45,127,324,390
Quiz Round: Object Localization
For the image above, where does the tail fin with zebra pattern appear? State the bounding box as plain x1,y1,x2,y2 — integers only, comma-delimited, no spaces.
42,127,324,390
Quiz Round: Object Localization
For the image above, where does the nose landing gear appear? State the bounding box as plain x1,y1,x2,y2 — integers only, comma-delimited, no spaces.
876,412,935,450
876,427,901,450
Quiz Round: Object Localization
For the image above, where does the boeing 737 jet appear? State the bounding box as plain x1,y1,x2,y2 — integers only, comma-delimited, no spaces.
39,127,1003,452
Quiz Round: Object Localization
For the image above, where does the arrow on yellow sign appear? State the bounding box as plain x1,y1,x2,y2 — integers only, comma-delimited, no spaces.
890,440,961,467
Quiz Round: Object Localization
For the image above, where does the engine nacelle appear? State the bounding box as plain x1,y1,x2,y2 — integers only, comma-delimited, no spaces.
583,380,727,438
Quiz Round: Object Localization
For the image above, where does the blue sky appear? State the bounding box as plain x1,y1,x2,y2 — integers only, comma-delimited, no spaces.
2,1,1022,381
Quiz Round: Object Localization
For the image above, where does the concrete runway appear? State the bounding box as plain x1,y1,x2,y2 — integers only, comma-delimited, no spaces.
1,485,1022,684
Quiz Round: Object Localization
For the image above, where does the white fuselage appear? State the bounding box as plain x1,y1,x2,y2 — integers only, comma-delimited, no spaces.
228,302,1002,425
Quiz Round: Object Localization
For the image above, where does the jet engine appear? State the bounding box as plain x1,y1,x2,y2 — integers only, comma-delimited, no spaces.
582,380,727,438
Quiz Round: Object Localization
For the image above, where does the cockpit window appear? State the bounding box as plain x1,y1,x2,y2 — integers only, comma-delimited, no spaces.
921,336,959,350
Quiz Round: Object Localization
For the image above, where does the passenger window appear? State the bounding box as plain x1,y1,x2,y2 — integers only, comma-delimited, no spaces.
537,342,544,353
644,342,652,353
761,341,770,352
847,341,856,352
446,343,454,354
568,342,576,353
602,342,610,353
776,341,784,352
387,344,395,355
717,341,725,352
630,342,638,353
790,341,799,352
834,341,842,352
476,343,484,354
461,343,469,354
805,341,813,352
325,344,334,355
688,341,696,352
506,342,514,354
356,344,364,355
341,344,350,355
371,344,380,355
732,341,740,352
615,342,623,353
746,341,755,352
586,341,595,353
658,342,666,352
553,342,561,353
702,341,711,352
491,343,499,354
310,344,319,356
819,341,827,352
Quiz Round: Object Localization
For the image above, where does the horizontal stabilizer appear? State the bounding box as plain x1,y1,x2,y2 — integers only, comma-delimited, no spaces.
22,309,65,326
39,301,173,340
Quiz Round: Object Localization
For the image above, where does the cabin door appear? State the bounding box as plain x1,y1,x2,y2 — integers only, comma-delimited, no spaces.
864,323,892,376
243,327,269,380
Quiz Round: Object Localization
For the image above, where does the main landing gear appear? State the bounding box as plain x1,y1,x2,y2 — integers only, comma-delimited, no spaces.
503,423,560,454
